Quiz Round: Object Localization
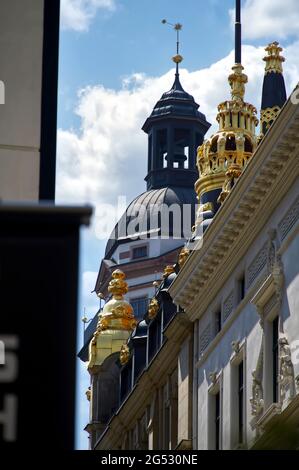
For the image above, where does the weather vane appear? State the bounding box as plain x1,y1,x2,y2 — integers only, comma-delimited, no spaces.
161,19,183,72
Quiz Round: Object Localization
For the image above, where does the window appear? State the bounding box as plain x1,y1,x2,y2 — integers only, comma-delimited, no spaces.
215,392,221,450
238,361,244,444
215,310,222,335
132,246,147,259
164,405,170,450
272,316,279,403
130,297,148,319
238,274,245,302
262,309,280,410
208,386,221,450
230,352,245,448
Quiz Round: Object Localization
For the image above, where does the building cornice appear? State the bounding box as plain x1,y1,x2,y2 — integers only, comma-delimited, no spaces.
169,94,299,322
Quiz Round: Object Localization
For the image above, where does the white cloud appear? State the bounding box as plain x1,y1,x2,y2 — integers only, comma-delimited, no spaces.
60,0,116,32
56,42,299,212
230,0,299,40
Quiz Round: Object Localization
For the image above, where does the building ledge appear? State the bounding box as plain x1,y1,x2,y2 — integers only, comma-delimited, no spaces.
250,394,299,449
169,91,299,322
175,439,192,450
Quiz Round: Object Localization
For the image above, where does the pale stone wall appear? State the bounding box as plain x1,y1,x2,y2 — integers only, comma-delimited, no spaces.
195,177,299,449
177,336,192,445
0,0,44,201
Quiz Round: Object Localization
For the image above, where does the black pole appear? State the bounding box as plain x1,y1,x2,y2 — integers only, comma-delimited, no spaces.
176,29,179,75
235,0,241,63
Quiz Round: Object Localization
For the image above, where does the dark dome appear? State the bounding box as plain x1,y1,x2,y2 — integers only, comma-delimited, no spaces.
105,186,197,258
142,74,207,131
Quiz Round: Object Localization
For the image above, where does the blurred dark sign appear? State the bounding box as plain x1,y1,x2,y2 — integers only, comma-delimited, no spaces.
0,204,92,450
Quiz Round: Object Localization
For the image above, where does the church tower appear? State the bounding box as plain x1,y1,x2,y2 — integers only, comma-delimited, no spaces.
143,53,211,191
94,26,211,317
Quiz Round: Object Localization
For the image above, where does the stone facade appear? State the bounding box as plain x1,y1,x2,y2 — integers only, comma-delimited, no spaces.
169,94,299,449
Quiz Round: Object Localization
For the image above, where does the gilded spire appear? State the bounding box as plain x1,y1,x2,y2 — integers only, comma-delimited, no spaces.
194,0,258,209
260,42,287,138
263,41,285,75
98,269,136,331
88,270,137,373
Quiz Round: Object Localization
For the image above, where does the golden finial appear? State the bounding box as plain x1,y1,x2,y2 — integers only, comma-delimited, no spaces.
163,264,175,278
119,343,131,366
172,54,183,64
178,247,190,269
263,41,285,75
228,64,248,102
97,269,137,332
108,269,128,298
162,19,184,70
147,297,159,320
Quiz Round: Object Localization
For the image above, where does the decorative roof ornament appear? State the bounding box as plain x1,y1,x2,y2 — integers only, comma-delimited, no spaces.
97,269,137,331
178,247,190,269
119,343,131,366
163,264,175,278
260,42,287,138
228,63,248,102
87,270,137,373
162,19,183,74
147,297,159,320
194,0,258,208
264,41,285,75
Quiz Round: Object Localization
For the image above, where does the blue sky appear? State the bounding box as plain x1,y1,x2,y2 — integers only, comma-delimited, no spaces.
58,0,232,128
56,0,299,449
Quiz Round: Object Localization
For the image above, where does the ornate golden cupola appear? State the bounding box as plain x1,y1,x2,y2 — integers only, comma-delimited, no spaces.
88,270,137,373
195,0,258,207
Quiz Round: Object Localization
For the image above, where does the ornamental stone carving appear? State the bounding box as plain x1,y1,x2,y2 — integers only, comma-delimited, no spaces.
231,340,240,354
279,335,295,404
178,246,190,269
250,369,264,418
209,371,217,385
120,343,131,366
147,297,159,320
250,338,264,427
266,229,284,305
